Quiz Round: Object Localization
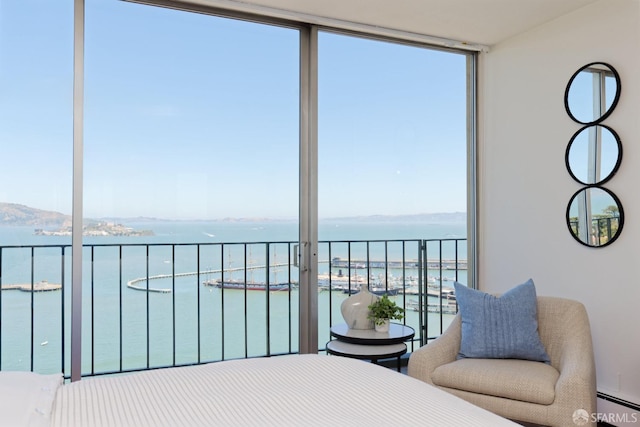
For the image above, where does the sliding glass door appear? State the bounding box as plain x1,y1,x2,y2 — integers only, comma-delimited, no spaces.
317,32,470,339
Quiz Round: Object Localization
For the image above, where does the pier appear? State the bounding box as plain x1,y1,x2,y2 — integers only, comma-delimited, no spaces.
1,280,61,292
127,262,292,293
330,257,467,270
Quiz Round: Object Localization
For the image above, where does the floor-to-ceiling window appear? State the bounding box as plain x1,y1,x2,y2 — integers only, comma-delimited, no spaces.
0,0,475,377
0,1,73,373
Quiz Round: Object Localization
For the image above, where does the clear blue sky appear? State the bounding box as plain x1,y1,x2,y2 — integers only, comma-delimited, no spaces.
0,0,467,220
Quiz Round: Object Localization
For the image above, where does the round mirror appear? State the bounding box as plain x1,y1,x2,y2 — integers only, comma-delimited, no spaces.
565,124,622,185
565,62,620,125
566,186,624,248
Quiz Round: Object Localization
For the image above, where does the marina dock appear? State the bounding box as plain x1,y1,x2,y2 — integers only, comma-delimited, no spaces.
330,257,467,270
1,280,61,292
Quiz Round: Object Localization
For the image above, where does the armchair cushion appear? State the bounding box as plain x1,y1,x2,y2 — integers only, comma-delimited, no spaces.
454,280,550,363
432,358,559,405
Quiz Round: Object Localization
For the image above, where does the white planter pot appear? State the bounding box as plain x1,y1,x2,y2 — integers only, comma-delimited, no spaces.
374,319,390,333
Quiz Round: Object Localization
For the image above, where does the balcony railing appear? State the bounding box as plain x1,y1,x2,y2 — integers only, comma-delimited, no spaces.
569,216,621,245
0,238,466,379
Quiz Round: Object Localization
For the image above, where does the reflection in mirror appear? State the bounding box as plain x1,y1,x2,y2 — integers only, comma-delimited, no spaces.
565,62,620,125
567,187,624,248
566,124,622,185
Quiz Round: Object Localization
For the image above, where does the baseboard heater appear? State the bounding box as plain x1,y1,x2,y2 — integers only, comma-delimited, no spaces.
597,392,640,412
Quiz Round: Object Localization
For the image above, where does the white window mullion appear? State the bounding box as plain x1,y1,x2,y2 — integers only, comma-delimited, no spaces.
298,25,318,354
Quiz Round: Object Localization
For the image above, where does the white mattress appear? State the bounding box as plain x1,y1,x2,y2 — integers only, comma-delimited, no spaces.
45,354,517,426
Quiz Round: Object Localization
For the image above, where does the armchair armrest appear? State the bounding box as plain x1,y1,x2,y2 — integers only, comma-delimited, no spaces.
551,305,597,420
408,315,461,385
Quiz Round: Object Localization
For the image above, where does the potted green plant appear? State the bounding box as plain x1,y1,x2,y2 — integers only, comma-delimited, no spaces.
367,294,404,332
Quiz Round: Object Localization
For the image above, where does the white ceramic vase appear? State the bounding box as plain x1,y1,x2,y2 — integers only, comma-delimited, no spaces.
340,285,379,329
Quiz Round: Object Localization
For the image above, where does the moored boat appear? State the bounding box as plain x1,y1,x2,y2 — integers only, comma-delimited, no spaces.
203,279,293,291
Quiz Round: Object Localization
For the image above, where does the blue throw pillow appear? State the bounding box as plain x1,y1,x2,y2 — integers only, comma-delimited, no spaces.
454,279,550,363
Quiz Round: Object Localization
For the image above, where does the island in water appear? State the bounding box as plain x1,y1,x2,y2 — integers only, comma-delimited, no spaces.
0,203,154,237
35,222,154,237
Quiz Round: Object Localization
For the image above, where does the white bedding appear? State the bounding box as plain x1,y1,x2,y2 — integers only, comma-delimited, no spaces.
0,371,61,427
16,354,518,426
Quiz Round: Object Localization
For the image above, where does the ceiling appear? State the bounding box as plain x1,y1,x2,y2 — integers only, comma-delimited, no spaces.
216,0,602,47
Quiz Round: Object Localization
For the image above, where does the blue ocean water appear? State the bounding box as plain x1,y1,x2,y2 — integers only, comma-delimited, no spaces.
0,220,466,376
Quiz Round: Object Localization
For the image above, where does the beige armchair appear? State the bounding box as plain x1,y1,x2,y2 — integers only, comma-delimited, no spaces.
408,296,596,427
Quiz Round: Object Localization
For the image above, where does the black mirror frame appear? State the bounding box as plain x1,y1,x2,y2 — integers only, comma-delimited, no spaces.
564,62,621,125
566,185,624,248
565,124,623,186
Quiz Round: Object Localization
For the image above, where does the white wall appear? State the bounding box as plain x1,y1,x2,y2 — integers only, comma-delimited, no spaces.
479,0,640,408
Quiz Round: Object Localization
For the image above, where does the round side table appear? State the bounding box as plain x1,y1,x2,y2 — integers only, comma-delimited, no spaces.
326,323,415,372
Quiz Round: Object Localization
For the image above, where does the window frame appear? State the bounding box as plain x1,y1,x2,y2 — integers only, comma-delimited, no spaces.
70,0,478,378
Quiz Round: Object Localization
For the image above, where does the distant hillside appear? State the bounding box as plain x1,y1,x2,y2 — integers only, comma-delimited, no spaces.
0,203,70,227
0,202,466,226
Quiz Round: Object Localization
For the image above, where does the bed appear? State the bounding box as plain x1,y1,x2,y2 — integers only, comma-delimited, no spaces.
3,354,518,426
